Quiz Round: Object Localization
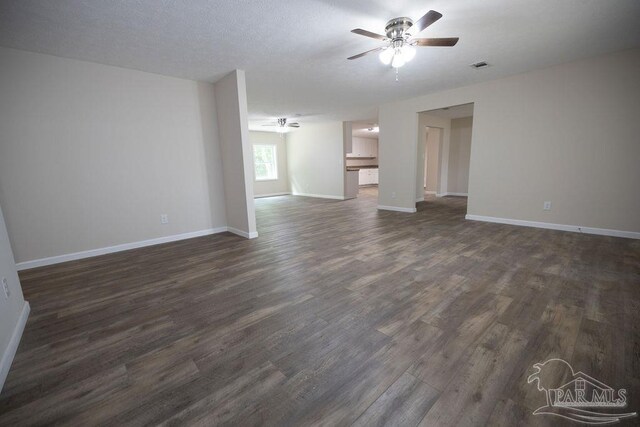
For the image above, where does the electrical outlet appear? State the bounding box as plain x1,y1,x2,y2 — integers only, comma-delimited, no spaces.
2,277,9,299
160,214,169,224
543,201,552,211
391,192,396,199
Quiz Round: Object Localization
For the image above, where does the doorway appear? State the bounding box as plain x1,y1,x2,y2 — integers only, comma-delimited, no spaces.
345,120,379,200
416,103,474,203
423,127,442,197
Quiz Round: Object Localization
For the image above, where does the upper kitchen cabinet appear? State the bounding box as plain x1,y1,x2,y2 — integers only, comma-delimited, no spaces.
366,139,378,158
347,137,378,159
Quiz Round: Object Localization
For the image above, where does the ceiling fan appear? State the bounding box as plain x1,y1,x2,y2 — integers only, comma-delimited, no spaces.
262,118,300,132
348,10,458,69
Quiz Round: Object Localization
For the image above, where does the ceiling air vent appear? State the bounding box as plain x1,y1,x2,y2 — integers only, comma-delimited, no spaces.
470,61,489,69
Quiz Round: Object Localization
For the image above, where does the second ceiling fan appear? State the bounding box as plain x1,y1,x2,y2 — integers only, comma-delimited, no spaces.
262,118,300,133
348,10,458,69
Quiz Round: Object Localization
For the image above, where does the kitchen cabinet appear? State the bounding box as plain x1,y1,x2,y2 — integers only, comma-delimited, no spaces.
366,140,378,158
359,169,368,185
348,138,378,158
358,168,379,185
370,168,379,184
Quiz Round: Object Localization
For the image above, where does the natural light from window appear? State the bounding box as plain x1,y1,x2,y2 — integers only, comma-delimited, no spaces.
253,144,278,181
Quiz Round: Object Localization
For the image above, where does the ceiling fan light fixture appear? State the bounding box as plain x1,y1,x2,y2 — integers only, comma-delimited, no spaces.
379,48,394,65
380,43,415,68
401,44,416,62
391,52,406,68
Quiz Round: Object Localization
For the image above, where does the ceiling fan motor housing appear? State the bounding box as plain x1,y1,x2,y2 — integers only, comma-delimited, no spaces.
385,17,413,40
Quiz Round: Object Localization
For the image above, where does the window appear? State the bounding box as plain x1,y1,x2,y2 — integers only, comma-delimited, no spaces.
253,144,278,181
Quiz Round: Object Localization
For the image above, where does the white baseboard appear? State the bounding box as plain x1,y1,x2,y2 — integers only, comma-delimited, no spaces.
227,227,259,239
254,192,290,198
16,227,239,271
1,301,30,392
416,197,424,202
378,205,417,213
465,215,640,239
291,192,345,200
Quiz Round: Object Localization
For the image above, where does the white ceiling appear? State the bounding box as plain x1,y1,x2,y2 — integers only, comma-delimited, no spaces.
1,0,639,126
352,121,379,138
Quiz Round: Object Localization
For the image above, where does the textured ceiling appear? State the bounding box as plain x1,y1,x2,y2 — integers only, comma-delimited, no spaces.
1,0,639,126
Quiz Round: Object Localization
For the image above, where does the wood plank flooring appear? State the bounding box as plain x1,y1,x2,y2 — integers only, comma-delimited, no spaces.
1,187,639,426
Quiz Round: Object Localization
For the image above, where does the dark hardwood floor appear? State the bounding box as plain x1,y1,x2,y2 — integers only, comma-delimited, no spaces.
1,187,639,426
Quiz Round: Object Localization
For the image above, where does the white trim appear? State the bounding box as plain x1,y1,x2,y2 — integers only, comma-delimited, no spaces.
227,227,259,239
1,301,30,392
465,215,640,239
436,193,445,198
16,227,229,271
378,205,417,213
416,197,424,202
254,192,290,198
291,192,345,200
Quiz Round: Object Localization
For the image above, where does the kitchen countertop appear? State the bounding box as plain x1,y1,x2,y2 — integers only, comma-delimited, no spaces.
346,165,379,171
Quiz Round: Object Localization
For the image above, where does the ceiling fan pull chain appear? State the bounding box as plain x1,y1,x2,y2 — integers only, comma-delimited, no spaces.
395,67,399,82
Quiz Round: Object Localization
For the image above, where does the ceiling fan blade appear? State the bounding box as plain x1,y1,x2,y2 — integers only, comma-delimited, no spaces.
414,10,442,33
351,28,387,41
288,123,300,128
348,46,384,60
412,37,459,47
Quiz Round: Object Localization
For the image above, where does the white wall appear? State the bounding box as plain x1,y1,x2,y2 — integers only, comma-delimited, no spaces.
249,131,289,197
448,117,473,194
0,47,228,265
0,204,28,391
381,48,640,234
287,122,345,199
214,70,257,238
